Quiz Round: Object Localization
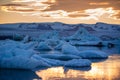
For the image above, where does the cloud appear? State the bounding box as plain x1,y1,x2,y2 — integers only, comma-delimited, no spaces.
1,3,27,6
110,11,120,20
44,0,120,11
89,2,110,6
0,0,120,20
0,5,35,12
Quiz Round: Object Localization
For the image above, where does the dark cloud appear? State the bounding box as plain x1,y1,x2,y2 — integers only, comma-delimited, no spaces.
0,3,27,6
68,14,89,18
7,8,35,12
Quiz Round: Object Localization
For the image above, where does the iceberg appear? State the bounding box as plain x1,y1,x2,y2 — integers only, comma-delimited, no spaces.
18,42,36,50
39,53,81,61
54,41,64,50
62,43,79,54
36,42,52,50
78,50,108,59
38,30,60,41
31,54,64,66
64,66,91,71
22,35,29,43
12,48,34,58
45,39,59,47
66,28,100,41
0,50,13,60
0,44,16,53
64,59,91,67
42,58,65,66
0,56,51,69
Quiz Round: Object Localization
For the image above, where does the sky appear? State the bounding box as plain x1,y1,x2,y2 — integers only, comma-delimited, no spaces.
0,0,120,24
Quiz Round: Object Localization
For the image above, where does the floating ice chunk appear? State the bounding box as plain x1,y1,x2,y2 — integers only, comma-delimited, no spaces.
78,50,108,59
36,42,52,50
64,59,91,67
0,56,51,69
64,66,91,72
0,51,13,59
62,43,79,54
66,28,100,41
42,58,65,66
4,39,20,45
69,41,101,46
19,42,36,50
38,30,59,41
22,35,29,43
32,54,64,66
45,39,59,47
54,41,64,50
0,44,15,53
12,48,34,58
39,54,81,61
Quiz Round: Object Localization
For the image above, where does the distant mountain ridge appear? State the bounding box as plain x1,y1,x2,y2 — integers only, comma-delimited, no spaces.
0,22,120,32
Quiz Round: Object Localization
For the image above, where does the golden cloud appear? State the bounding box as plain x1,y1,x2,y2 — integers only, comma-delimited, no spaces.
89,2,110,6
0,0,120,20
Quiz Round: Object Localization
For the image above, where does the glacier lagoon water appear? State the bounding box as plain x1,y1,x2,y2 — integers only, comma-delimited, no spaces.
0,46,120,80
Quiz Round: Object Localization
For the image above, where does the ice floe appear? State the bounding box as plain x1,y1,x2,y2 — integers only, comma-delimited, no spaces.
64,59,91,67
36,42,52,50
0,56,51,69
62,43,79,54
39,53,81,61
77,50,108,59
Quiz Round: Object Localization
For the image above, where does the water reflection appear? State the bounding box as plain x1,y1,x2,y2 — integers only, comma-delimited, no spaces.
36,54,120,80
0,69,41,80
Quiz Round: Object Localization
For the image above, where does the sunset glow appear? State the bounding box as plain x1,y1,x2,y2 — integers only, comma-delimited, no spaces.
36,57,120,80
0,0,120,24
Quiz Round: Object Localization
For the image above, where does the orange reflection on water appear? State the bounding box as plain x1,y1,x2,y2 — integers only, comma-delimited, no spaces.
36,67,65,80
36,55,120,80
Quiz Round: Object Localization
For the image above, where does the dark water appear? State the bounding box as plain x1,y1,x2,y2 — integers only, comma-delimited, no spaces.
0,46,120,80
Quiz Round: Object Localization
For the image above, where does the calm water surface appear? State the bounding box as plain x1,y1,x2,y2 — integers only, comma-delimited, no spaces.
0,46,120,80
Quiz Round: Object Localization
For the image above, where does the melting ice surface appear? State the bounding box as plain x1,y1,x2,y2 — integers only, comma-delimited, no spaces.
1,46,120,80
35,46,120,80
0,27,120,80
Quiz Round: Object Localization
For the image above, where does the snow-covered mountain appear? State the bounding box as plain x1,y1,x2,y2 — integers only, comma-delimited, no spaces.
0,22,120,40
0,22,120,31
93,22,120,31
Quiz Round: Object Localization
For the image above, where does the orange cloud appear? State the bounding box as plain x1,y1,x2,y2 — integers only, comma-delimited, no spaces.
89,2,109,5
0,0,120,20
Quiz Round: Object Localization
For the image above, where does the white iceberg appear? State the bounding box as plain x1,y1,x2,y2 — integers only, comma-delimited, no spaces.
78,50,108,59
54,41,64,50
0,56,51,69
66,28,100,41
45,39,59,47
39,53,81,61
64,59,91,67
32,54,64,66
12,48,34,58
42,58,65,66
22,35,29,43
38,30,60,41
69,40,101,46
0,44,16,53
36,42,52,50
18,42,36,50
0,50,13,60
62,43,79,54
